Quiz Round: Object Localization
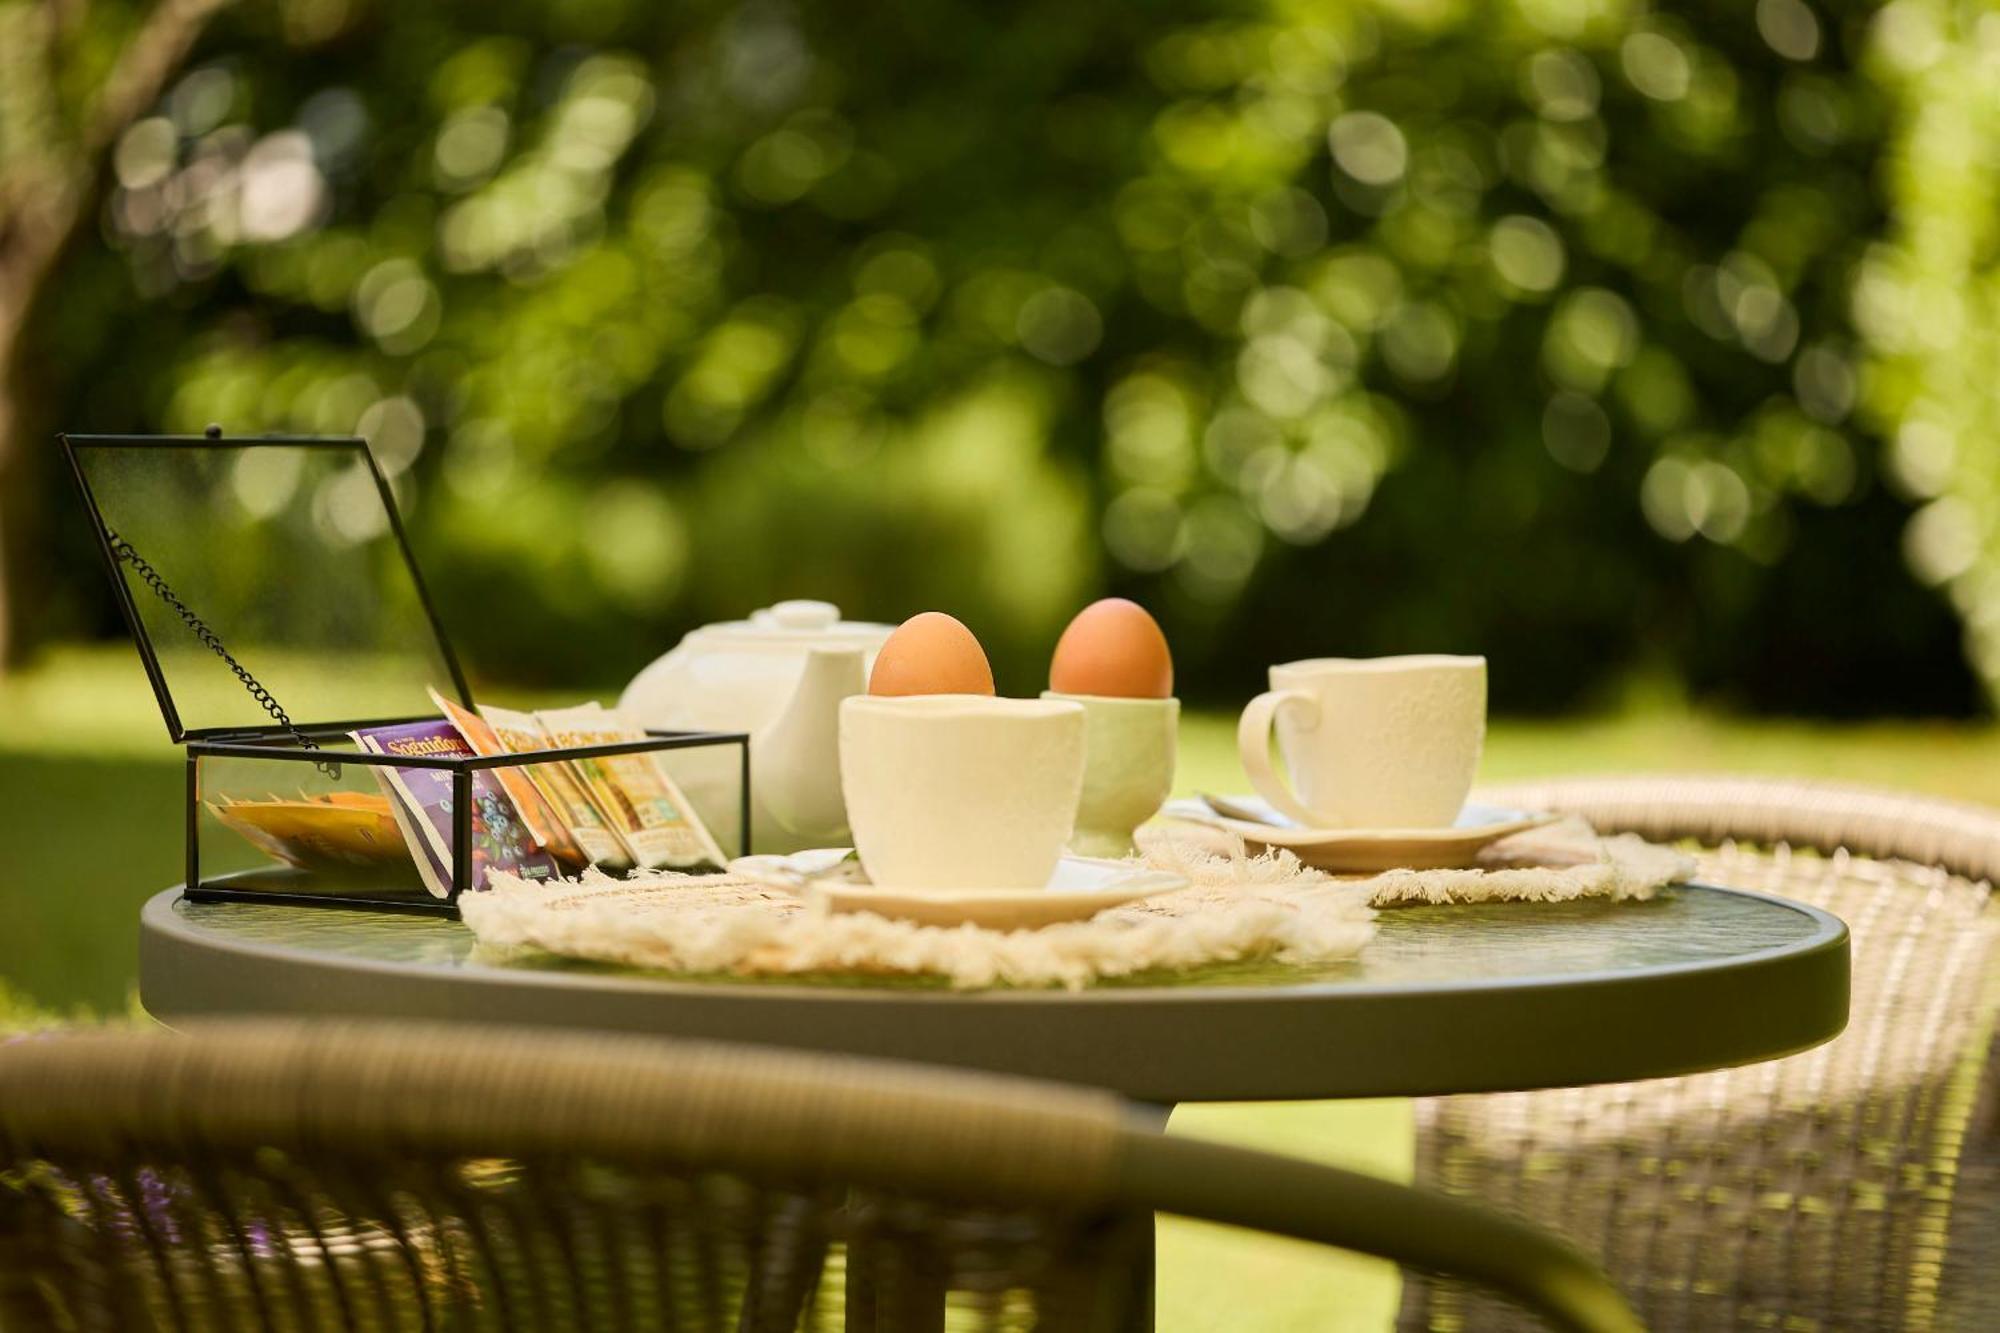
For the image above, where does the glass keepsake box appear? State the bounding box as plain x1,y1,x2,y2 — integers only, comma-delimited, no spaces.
62,431,749,915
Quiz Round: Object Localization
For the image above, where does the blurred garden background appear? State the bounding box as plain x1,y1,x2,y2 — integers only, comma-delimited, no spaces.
5,0,2000,1023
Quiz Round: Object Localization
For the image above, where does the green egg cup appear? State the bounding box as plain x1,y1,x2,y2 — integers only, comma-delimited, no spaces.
1043,691,1180,859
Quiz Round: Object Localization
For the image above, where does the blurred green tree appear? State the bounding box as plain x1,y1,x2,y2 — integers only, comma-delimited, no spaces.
18,0,1991,713
0,0,232,666
1854,0,2000,704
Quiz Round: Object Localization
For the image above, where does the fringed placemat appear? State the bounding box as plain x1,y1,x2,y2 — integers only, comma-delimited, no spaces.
1140,815,1696,907
464,845,1376,991
464,818,1692,990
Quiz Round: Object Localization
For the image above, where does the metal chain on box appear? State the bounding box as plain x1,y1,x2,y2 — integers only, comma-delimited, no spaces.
107,529,341,777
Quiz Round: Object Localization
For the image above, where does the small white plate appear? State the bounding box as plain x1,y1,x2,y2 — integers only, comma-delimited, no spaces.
731,849,1190,929
1161,796,1557,872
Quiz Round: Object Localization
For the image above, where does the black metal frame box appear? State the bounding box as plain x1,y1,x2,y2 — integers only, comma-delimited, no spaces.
62,431,749,916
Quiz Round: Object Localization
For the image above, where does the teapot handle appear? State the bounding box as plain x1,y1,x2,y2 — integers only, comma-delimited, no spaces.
756,645,866,842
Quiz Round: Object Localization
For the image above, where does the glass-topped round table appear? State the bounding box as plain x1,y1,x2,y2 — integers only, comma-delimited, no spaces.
141,880,1848,1103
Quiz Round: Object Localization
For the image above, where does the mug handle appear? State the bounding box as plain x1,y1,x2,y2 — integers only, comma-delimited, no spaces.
1236,689,1322,828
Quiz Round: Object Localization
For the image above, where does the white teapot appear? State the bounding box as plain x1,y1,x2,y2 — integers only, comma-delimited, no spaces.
619,600,892,852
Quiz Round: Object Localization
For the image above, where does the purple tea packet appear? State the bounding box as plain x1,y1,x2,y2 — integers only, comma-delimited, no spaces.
352,720,563,896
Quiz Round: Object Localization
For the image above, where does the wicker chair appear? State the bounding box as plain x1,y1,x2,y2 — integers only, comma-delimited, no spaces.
1401,775,2000,1332
0,1021,1634,1332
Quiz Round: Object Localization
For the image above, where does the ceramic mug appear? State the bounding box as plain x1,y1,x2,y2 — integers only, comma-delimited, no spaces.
839,695,1086,889
1236,655,1486,829
1043,692,1179,858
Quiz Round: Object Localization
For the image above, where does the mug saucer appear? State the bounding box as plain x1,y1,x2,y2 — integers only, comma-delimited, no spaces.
1160,795,1557,872
730,848,1190,929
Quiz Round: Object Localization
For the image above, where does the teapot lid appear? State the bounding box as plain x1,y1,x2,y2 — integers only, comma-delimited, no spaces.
693,600,892,650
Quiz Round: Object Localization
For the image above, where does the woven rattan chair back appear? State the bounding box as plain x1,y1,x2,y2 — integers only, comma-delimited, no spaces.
1399,775,2000,1332
0,1021,1638,1332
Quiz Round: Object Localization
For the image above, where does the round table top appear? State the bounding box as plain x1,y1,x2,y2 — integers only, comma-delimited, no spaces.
141,881,1848,1104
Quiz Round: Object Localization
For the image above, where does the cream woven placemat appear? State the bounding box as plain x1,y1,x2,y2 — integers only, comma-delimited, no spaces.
463,819,1692,990
1142,815,1696,907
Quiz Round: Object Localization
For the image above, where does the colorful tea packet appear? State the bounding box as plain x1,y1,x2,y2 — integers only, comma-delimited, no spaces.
534,703,728,871
352,720,565,897
476,703,634,869
429,687,586,868
205,792,407,869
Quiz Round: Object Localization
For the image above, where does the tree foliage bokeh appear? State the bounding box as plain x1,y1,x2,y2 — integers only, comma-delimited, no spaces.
12,0,1996,712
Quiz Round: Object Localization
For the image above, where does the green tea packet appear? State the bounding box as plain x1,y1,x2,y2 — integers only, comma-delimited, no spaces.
535,703,728,871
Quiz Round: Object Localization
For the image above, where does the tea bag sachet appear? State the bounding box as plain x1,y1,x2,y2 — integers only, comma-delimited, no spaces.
476,703,634,869
430,688,586,868
351,720,564,897
535,703,728,871
205,792,406,869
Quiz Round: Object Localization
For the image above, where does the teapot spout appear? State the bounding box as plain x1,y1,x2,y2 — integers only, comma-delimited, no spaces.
753,645,865,843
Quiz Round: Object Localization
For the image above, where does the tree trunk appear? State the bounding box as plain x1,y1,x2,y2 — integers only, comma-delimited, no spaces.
0,0,235,672
0,306,29,671
0,216,69,672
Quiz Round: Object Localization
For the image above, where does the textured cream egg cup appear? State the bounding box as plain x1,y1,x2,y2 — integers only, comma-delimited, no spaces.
1042,691,1180,858
839,694,1087,890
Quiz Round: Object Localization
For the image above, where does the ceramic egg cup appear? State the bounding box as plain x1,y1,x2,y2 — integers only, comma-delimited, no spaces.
1043,691,1179,858
840,693,1089,891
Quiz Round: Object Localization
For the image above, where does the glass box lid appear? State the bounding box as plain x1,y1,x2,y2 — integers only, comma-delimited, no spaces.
62,433,470,742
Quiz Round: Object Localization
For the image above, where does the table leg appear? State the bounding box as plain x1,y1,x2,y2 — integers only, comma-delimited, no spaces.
1128,1101,1170,1330
839,1182,1158,1332
1156,1099,1415,1333
736,1194,828,1332
842,1096,1404,1333
842,1232,946,1333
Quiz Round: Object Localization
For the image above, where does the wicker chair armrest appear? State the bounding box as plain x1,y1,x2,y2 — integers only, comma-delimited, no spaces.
1480,773,2000,884
1,1021,1639,1331
0,1020,1129,1206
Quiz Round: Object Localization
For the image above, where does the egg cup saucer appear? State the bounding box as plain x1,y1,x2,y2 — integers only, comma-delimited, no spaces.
1161,795,1558,872
731,847,1190,929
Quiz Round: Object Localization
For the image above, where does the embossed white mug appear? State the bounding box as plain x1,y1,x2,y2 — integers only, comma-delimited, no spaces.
840,695,1086,889
1236,656,1486,829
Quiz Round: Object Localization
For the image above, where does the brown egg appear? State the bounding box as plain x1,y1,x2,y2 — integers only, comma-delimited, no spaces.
1049,598,1174,698
868,612,997,696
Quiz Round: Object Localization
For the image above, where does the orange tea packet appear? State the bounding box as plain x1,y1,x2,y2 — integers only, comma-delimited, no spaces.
429,687,586,868
206,792,407,868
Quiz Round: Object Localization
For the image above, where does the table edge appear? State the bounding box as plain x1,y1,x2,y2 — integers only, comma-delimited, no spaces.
142,882,1846,1007
140,884,1850,1102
